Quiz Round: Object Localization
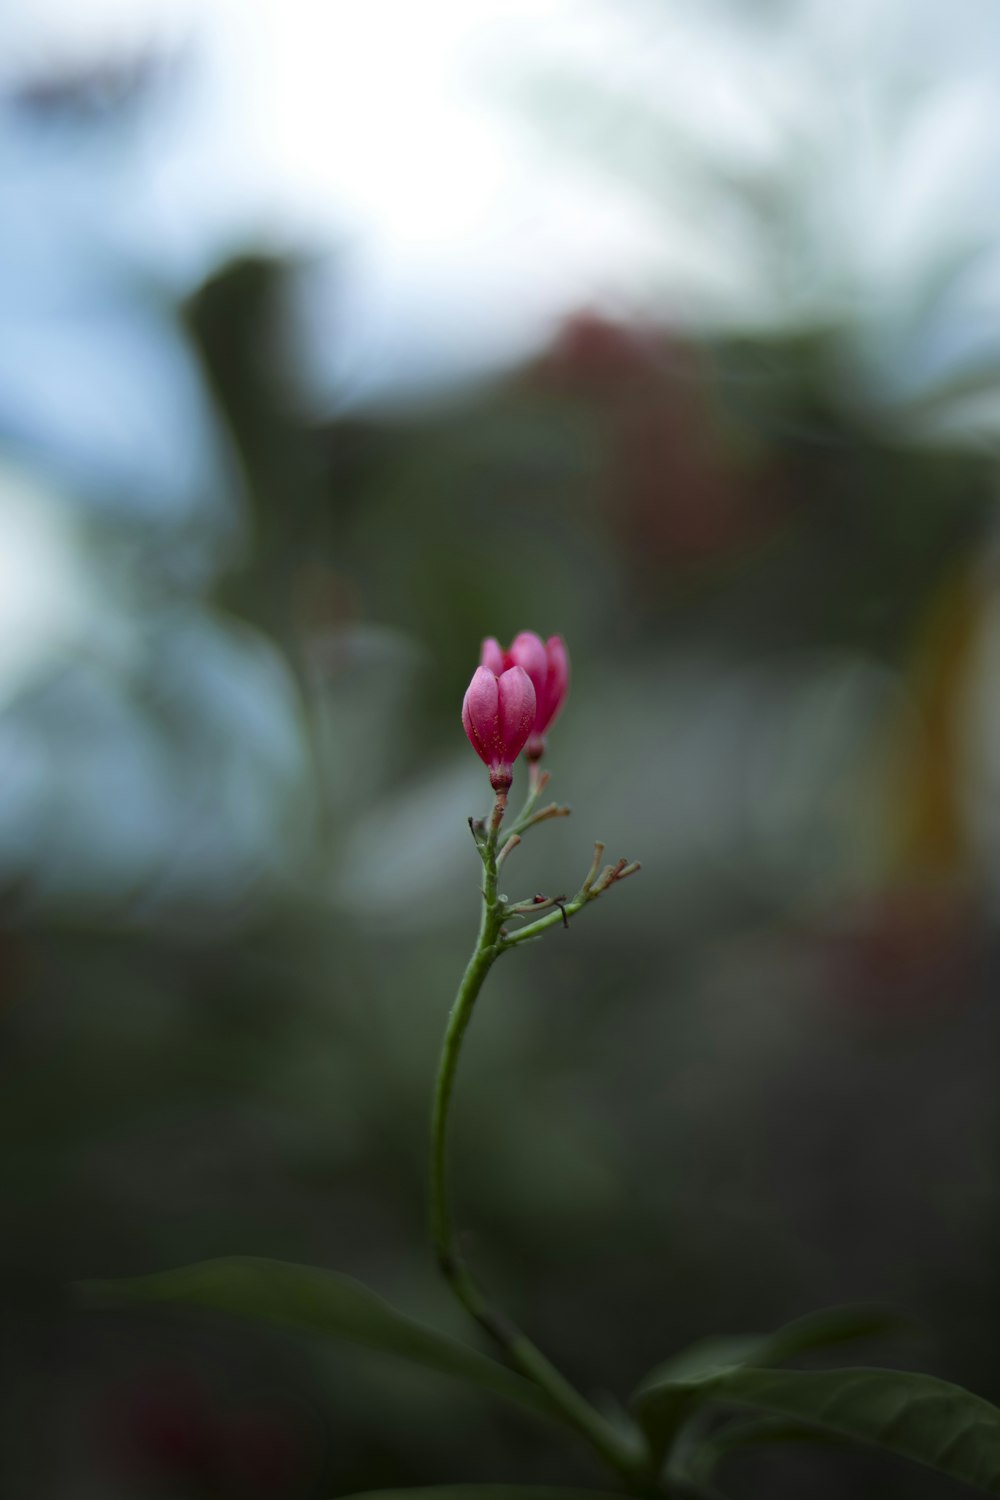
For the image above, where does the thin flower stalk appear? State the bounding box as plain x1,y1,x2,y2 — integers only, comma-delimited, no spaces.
434,644,643,1483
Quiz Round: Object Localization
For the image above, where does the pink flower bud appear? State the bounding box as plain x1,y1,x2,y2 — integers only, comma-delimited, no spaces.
505,631,549,706
462,664,536,792
480,636,505,677
479,631,570,762
537,634,570,736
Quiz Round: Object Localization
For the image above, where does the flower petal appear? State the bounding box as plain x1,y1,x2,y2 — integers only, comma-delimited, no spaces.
496,665,536,763
538,635,570,732
480,636,505,677
506,631,549,727
462,665,500,765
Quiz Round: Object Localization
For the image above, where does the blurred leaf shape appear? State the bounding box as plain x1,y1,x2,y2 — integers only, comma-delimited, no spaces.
639,1303,912,1391
681,1410,853,1491
334,1491,631,1500
635,1365,1000,1495
633,1303,912,1466
81,1256,564,1429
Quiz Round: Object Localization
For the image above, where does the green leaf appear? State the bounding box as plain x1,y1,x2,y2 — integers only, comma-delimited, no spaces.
333,1490,630,1500
633,1303,906,1460
681,1412,848,1489
754,1304,913,1367
81,1257,560,1428
700,1411,847,1455
637,1366,1000,1495
332,1490,723,1500
639,1303,907,1393
640,1335,765,1387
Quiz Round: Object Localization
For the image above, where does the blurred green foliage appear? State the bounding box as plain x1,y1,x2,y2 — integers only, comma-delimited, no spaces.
2,241,1000,1499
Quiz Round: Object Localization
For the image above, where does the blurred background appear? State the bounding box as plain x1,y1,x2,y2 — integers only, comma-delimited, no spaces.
4,0,1000,1495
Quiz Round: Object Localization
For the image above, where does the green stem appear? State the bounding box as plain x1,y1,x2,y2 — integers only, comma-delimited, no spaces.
503,855,639,949
507,767,549,837
501,894,590,947
429,802,647,1485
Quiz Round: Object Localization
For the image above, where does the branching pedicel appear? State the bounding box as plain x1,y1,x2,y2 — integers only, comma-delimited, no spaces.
438,631,643,1481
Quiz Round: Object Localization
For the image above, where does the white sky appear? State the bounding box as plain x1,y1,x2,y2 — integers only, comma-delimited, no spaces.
0,0,677,403
3,0,1000,409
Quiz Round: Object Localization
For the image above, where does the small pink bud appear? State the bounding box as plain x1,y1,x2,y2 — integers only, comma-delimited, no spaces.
462,664,536,792
479,632,570,762
480,636,505,677
537,634,570,736
505,631,550,709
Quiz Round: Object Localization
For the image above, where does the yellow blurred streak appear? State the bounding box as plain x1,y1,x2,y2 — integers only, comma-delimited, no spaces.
885,568,981,882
